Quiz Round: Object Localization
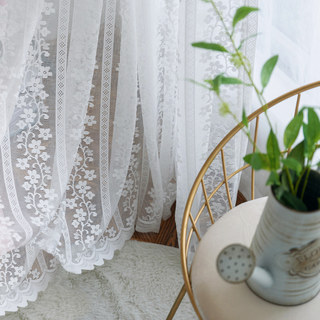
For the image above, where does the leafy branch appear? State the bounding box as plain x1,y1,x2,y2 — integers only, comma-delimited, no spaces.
193,1,320,211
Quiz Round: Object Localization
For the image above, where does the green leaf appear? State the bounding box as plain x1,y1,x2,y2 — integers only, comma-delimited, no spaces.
267,130,281,170
280,191,308,211
281,158,302,175
303,123,314,160
220,76,243,85
287,141,304,167
280,171,290,192
266,171,280,186
318,198,320,210
308,108,320,142
242,109,248,128
205,75,243,94
205,74,223,94
283,112,303,149
244,152,270,170
273,185,285,200
260,55,279,90
192,42,228,52
232,6,259,28
238,33,260,50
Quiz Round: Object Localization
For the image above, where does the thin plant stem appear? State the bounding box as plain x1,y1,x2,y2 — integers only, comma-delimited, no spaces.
284,167,295,194
294,166,308,195
209,0,275,133
300,166,311,201
216,95,261,152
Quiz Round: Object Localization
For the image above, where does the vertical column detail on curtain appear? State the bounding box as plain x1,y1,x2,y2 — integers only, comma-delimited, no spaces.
108,0,137,218
54,0,72,263
99,0,115,229
55,0,70,193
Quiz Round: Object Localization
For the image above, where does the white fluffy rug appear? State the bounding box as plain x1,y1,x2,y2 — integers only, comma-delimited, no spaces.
4,241,196,320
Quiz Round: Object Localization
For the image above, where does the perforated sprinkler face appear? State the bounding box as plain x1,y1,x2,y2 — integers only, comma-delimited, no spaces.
216,244,255,284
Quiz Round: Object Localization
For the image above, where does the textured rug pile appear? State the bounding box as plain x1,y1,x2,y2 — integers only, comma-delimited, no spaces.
4,241,196,319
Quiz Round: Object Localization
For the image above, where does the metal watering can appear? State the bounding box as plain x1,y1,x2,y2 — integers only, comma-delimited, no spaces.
217,171,320,306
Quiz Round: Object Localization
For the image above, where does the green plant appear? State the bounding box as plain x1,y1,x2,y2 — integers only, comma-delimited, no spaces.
192,1,320,211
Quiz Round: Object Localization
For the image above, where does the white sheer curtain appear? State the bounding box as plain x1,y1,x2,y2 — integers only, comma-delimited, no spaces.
239,0,320,199
0,0,257,315
175,0,257,238
0,0,179,314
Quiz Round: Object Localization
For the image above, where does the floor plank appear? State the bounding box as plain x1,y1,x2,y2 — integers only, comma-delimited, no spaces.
131,192,247,248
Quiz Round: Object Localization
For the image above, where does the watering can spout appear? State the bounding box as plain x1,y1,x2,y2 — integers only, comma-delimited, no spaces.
250,266,273,288
217,243,273,287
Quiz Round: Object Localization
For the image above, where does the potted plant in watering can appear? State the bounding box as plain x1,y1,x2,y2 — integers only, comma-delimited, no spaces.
193,1,320,305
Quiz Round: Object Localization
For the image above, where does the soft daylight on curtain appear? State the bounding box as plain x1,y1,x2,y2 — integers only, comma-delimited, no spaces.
0,0,180,313
5,0,319,316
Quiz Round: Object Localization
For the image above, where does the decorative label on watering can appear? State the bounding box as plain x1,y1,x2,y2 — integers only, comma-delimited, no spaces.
277,238,320,278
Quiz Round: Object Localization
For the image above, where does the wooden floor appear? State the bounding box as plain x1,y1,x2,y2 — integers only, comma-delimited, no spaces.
131,192,247,248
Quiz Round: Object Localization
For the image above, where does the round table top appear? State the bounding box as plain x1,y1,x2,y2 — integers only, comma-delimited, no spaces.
191,197,320,320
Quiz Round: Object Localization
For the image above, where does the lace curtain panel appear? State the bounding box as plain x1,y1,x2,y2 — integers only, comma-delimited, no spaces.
175,0,257,239
0,0,257,315
0,0,180,313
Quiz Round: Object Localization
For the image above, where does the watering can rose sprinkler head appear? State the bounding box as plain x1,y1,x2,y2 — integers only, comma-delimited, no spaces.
217,244,273,287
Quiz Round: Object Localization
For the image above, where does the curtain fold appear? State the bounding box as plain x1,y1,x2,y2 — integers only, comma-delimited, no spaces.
175,0,257,241
0,0,256,315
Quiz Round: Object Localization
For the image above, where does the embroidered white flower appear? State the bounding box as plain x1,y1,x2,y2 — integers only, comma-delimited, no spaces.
16,120,26,130
75,180,91,194
38,65,52,78
20,108,36,123
38,128,52,140
44,189,57,200
107,227,116,238
84,170,96,181
85,115,96,127
14,266,25,278
49,258,57,269
74,154,83,166
126,214,135,227
28,139,45,155
40,27,50,37
38,199,51,214
40,152,50,161
16,158,29,170
16,95,27,108
30,268,40,280
74,208,87,222
8,277,18,288
90,225,101,236
0,253,10,264
39,90,49,100
22,181,32,191
72,220,80,228
42,2,55,15
83,136,93,145
28,77,44,93
84,235,94,246
25,169,40,184
65,198,77,209
85,191,95,200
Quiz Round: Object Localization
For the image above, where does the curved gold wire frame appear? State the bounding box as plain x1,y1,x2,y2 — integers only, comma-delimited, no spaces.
177,81,320,319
